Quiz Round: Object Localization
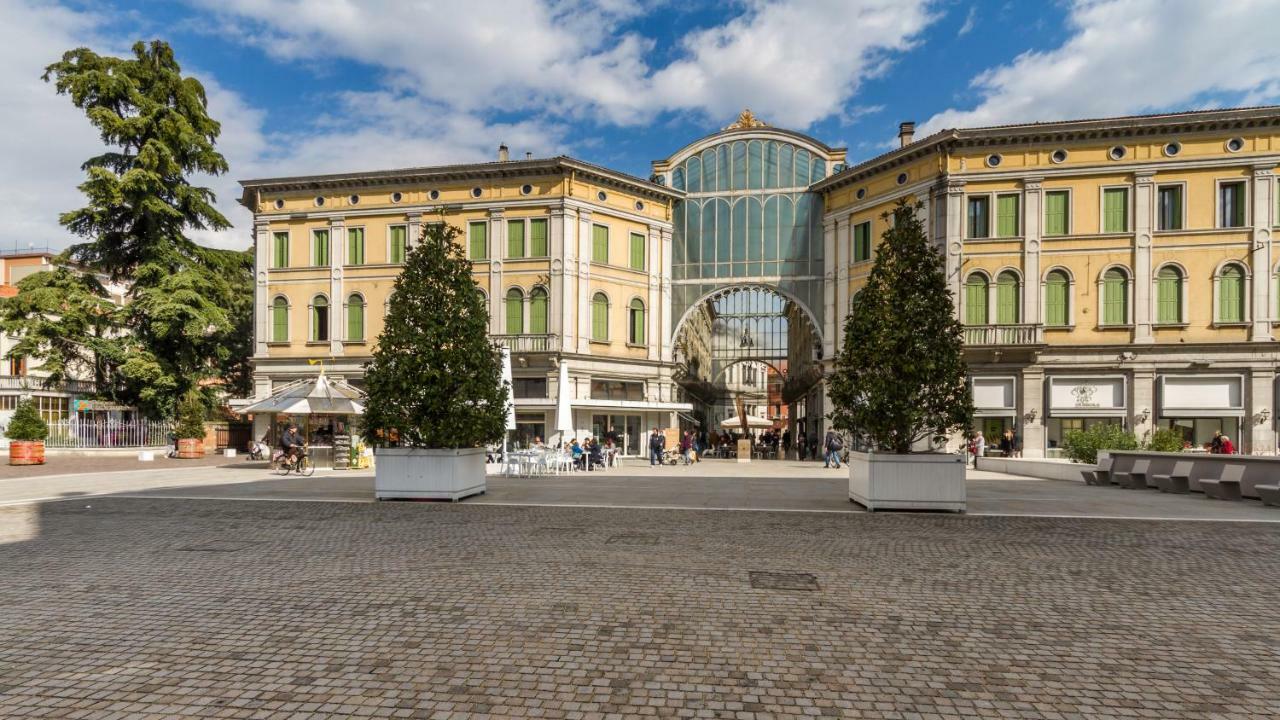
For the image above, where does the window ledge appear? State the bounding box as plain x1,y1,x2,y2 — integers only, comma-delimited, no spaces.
1153,322,1190,329
341,340,367,345
305,341,331,346
1044,325,1076,331
1096,324,1134,330
625,343,648,349
590,339,612,346
266,341,291,347
1211,321,1250,328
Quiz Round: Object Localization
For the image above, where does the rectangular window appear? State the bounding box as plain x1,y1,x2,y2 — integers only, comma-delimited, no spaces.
37,395,69,423
966,196,990,239
311,229,330,266
995,194,1020,237
0,396,17,412
529,218,548,256
346,227,364,265
469,221,488,260
629,232,646,270
1044,191,1069,236
513,378,548,399
1102,188,1129,233
272,231,289,268
7,355,26,376
592,224,609,264
389,225,407,264
590,380,644,401
1157,185,1183,231
507,220,525,258
1220,181,1247,228
853,221,871,262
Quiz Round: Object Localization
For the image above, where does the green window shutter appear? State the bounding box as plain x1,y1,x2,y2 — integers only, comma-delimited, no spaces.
964,276,988,325
1044,191,1068,236
312,230,329,266
505,290,523,334
1103,188,1128,233
272,232,289,268
1103,270,1128,324
389,226,406,264
629,301,645,344
996,272,1019,323
591,295,608,341
271,299,288,341
469,222,487,259
996,195,1019,237
529,290,548,334
592,225,609,264
1219,266,1244,322
1045,272,1068,326
507,220,525,258
629,232,646,270
1156,267,1181,324
346,295,364,341
347,228,364,265
530,219,548,256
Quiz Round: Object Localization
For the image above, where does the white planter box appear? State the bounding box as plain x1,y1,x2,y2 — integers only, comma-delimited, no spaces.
374,447,487,501
848,450,966,512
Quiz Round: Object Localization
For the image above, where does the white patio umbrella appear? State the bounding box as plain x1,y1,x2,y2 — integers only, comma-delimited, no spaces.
500,347,516,459
720,414,773,430
555,360,573,444
241,371,365,415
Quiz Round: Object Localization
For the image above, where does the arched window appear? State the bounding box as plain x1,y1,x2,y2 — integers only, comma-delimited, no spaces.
345,294,365,341
996,270,1020,324
505,288,524,334
1044,270,1070,327
1102,268,1129,325
310,295,329,342
964,273,989,325
591,292,609,341
628,299,646,345
271,296,289,342
1218,263,1246,322
1155,266,1184,325
529,287,548,335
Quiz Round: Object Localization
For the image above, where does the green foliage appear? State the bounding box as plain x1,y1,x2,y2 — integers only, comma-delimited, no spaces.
1061,423,1139,464
5,399,49,442
1144,427,1186,453
362,223,508,449
30,40,251,419
174,392,207,439
827,200,973,453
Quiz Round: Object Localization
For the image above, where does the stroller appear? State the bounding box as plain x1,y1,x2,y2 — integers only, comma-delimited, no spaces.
246,439,270,461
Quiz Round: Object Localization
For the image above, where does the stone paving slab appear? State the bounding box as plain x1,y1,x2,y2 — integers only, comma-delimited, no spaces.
0,498,1277,718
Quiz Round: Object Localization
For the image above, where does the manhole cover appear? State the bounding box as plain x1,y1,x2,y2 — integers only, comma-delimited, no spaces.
606,533,660,546
175,540,264,553
749,571,819,591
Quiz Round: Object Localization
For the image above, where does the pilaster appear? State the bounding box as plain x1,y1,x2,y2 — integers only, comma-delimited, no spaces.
834,217,849,353
1022,178,1043,326
253,221,270,358
645,225,660,361
1019,365,1045,458
1251,164,1275,341
659,227,675,363
822,218,836,359
943,179,966,320
576,210,593,354
1132,172,1156,343
550,207,569,350
1249,367,1276,455
488,208,505,337
406,212,422,251
1130,367,1156,441
328,217,345,356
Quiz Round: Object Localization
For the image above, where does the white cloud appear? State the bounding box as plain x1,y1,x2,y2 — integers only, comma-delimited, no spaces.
957,5,976,36
919,0,1280,135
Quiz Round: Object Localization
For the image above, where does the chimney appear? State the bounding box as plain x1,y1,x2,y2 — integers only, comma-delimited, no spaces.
498,143,510,162
525,152,533,160
898,121,915,147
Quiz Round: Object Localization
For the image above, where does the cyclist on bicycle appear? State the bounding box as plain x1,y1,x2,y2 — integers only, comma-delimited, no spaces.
280,423,304,467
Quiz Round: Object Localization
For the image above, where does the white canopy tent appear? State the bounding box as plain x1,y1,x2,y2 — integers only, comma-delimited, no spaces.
719,414,774,430
241,372,366,416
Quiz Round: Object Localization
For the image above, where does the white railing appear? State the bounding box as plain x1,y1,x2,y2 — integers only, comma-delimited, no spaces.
36,419,174,449
0,376,96,393
493,334,558,353
963,324,1044,346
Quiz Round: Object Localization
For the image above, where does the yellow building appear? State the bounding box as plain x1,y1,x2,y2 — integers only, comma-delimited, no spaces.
239,106,1280,458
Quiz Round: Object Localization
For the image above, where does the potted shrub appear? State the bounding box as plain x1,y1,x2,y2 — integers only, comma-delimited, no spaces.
1061,423,1139,464
828,200,974,511
6,398,49,466
363,223,508,501
174,392,207,458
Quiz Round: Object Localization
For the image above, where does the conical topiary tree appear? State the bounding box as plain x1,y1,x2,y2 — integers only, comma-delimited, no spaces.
827,200,973,453
5,399,49,442
362,222,508,449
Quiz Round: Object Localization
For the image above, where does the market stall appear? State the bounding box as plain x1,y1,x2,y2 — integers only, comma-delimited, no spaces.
241,372,368,469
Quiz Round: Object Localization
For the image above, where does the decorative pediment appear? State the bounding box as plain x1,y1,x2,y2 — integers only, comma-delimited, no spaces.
725,108,768,130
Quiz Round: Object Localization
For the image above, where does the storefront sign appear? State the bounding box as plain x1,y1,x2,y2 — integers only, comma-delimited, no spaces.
1048,377,1125,416
972,376,1015,417
1160,375,1244,416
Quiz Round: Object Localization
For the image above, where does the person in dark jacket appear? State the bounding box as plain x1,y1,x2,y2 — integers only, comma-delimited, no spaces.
823,429,843,469
649,428,665,466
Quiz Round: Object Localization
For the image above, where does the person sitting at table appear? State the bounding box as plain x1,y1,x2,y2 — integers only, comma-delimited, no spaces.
602,437,617,467
570,438,584,469
587,438,605,471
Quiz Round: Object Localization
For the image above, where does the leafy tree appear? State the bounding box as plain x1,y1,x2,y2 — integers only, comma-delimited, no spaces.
362,223,508,449
1061,423,1139,464
174,391,207,440
827,200,973,453
39,40,249,418
4,399,49,442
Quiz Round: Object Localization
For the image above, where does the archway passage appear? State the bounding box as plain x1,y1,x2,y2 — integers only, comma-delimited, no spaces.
672,286,825,456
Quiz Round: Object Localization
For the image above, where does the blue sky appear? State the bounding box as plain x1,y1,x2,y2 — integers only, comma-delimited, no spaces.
5,0,1280,250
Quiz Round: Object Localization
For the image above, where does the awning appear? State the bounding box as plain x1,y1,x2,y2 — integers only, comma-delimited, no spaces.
240,373,366,415
720,414,773,430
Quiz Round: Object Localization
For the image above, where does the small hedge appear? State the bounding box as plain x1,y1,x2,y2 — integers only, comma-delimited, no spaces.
174,393,207,440
1061,423,1139,464
5,399,48,442
1144,427,1186,453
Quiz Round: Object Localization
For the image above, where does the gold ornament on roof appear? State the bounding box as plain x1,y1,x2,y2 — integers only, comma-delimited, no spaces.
725,108,768,130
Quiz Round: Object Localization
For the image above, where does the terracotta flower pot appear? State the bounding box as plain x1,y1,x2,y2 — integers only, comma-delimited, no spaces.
176,438,205,459
9,440,45,466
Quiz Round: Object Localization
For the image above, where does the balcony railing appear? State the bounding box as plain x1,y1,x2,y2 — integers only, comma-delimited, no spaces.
0,375,96,394
963,324,1044,347
493,334,558,353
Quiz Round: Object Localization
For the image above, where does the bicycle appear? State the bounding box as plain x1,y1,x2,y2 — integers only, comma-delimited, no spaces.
275,446,315,477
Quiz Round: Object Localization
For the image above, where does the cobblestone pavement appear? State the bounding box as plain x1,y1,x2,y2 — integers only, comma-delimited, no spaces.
2,499,1278,719
0,452,237,481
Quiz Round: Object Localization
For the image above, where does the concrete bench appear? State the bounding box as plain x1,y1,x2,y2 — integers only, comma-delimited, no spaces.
1113,459,1151,490
1256,484,1280,507
1200,465,1245,501
1082,457,1113,486
1153,460,1194,494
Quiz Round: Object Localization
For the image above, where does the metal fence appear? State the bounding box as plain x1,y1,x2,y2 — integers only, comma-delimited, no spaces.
41,419,174,449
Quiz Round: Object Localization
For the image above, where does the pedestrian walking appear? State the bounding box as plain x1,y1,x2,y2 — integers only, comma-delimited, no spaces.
823,429,843,469
970,431,985,467
648,427,665,466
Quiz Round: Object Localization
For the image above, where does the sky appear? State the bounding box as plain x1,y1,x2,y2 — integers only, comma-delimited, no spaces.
5,0,1280,253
